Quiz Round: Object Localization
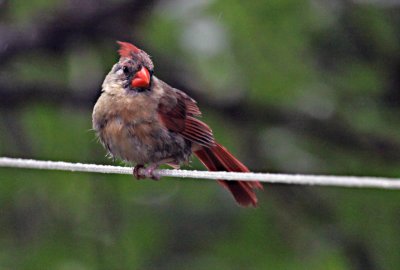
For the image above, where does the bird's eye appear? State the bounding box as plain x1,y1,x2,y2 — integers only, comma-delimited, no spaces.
122,66,129,75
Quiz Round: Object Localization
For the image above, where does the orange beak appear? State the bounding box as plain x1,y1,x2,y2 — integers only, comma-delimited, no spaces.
131,66,150,88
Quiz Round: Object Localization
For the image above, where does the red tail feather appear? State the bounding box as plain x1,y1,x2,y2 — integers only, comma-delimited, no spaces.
194,143,263,207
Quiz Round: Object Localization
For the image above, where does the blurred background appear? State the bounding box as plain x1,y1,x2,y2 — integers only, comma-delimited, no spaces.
1,0,400,269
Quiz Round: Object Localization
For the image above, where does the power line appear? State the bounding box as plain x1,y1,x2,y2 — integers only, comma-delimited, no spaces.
1,157,400,189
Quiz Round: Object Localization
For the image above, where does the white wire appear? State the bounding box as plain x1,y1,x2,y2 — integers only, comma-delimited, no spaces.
1,157,400,189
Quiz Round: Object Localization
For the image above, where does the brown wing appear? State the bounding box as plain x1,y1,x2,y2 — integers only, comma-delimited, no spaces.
158,87,215,147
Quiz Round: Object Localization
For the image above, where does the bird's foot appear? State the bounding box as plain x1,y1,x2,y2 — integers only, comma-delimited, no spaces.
132,164,160,181
144,164,161,180
133,164,146,180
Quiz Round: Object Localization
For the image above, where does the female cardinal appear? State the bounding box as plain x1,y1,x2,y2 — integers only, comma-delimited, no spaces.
92,41,263,207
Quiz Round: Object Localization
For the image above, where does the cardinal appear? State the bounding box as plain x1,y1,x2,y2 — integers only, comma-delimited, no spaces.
92,41,263,207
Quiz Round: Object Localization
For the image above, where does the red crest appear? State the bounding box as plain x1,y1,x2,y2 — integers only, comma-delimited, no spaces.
117,41,140,57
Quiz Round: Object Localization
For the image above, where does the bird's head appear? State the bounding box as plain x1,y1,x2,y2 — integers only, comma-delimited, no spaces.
102,41,154,94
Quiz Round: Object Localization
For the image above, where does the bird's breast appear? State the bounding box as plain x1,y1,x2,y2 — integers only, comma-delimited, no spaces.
92,90,191,165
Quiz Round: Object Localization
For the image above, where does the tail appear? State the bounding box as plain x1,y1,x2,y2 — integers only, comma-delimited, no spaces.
194,142,263,207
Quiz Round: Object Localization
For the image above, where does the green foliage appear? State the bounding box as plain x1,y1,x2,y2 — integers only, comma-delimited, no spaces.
8,0,61,23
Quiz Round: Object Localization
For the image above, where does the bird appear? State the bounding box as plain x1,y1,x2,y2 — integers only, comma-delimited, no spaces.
92,41,263,207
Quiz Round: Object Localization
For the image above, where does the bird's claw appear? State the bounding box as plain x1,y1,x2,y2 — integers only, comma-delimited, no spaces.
144,166,160,181
132,164,160,181
133,165,146,180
